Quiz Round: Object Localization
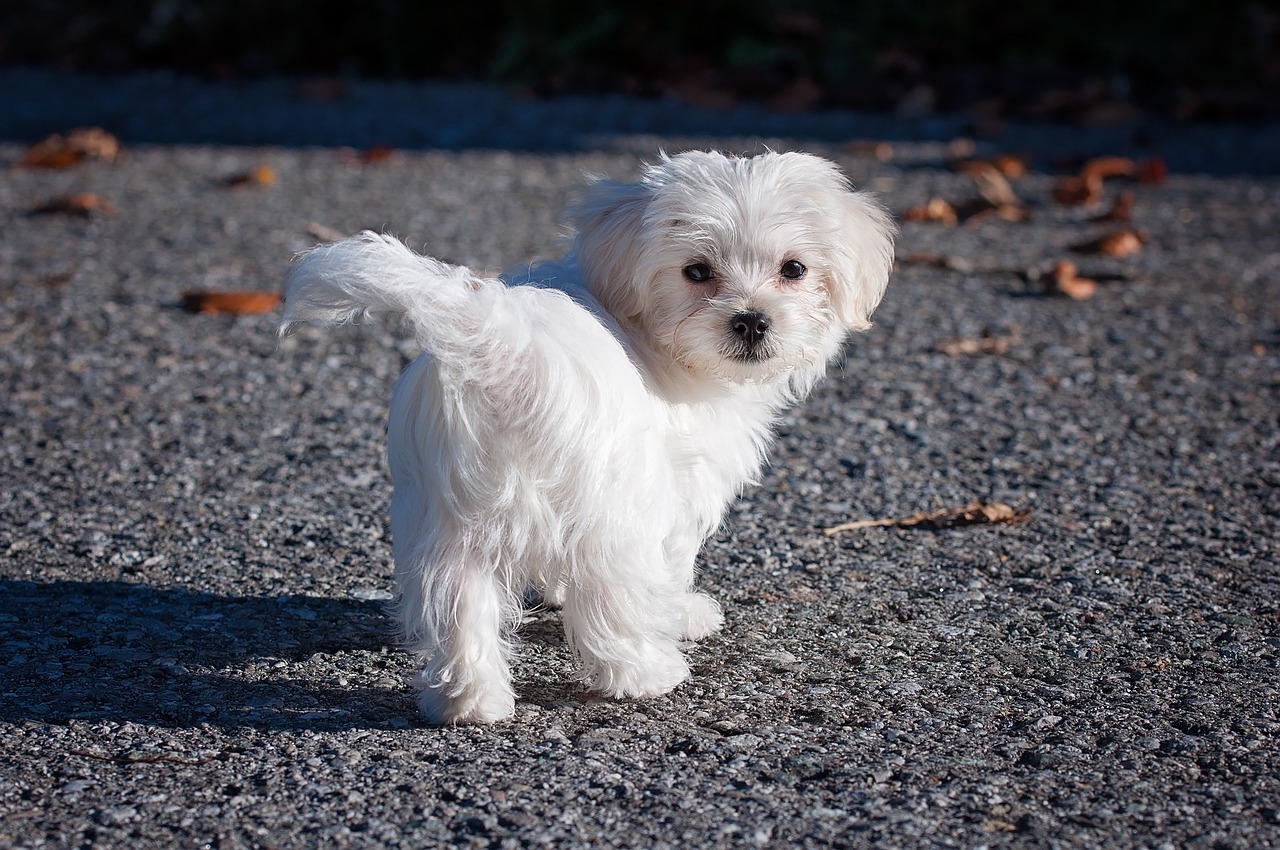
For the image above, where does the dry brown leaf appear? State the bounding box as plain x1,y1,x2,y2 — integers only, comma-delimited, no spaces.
1045,260,1098,300
823,500,1031,535
997,204,1030,222
1089,191,1135,223
936,326,1021,356
224,165,277,188
901,197,958,226
181,291,282,315
952,197,1029,226
40,271,75,288
1071,229,1147,257
952,154,1027,180
982,819,1020,834
1137,157,1167,185
338,145,395,165
1053,174,1104,206
990,153,1028,179
18,127,120,169
30,192,118,216
1081,155,1137,182
305,222,347,243
968,162,1020,208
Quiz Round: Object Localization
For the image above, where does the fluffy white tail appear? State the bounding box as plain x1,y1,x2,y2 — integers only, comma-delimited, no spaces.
280,231,503,350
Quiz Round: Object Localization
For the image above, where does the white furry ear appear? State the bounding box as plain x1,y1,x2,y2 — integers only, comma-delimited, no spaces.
568,177,654,322
824,183,896,333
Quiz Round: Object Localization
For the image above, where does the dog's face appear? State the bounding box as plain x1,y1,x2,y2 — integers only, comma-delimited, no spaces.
571,151,895,386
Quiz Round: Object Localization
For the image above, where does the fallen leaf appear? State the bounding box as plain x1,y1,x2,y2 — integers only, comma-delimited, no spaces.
901,197,958,226
1045,260,1098,300
959,201,1031,225
338,145,395,165
952,154,1027,180
181,291,281,315
991,153,1028,178
950,196,1029,226
1053,174,1104,206
982,819,1019,833
1071,229,1147,257
18,127,120,168
1089,191,1135,223
30,192,118,216
40,271,75,288
936,326,1021,356
968,162,1020,208
1080,155,1137,182
305,222,347,243
224,165,277,188
1137,157,1167,185
823,500,1031,535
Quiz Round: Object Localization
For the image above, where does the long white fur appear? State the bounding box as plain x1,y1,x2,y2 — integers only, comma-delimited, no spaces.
280,150,894,724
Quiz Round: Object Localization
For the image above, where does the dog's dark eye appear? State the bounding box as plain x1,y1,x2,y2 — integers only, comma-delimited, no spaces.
780,260,807,280
683,263,713,283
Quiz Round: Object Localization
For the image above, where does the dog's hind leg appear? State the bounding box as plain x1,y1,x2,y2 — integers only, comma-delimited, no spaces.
406,563,517,725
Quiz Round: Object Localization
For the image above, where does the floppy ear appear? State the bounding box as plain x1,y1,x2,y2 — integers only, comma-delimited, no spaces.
825,186,896,332
568,177,654,322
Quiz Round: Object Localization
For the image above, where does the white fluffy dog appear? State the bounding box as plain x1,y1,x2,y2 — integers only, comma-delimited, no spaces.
280,150,894,724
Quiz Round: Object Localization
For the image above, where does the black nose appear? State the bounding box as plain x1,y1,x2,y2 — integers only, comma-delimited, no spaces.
730,311,770,346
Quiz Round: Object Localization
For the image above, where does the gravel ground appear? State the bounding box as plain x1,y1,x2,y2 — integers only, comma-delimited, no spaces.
0,70,1277,849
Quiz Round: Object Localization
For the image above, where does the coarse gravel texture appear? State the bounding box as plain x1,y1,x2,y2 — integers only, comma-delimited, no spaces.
0,70,1278,849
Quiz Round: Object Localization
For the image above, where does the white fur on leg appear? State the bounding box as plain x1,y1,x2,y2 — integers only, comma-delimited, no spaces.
416,666,516,726
576,631,691,700
679,592,724,641
558,566,693,699
404,566,517,725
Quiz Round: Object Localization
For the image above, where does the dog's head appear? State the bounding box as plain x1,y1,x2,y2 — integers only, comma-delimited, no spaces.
570,150,894,389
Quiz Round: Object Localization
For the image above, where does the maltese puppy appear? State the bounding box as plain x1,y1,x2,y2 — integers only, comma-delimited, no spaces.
280,150,894,724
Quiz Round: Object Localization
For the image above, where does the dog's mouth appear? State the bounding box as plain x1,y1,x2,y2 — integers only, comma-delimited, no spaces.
725,345,772,364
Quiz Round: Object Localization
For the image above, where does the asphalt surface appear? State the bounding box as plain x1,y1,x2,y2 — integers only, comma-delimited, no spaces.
1,69,1277,849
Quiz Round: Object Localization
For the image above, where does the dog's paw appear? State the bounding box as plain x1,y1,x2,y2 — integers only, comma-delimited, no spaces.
417,681,516,726
679,591,724,641
586,638,690,700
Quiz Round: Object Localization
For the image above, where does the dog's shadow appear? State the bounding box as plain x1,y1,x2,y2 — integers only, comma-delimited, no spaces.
0,578,417,730
0,579,681,730
0,579,544,731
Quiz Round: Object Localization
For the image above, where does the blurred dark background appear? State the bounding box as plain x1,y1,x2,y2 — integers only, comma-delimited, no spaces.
3,1,1277,120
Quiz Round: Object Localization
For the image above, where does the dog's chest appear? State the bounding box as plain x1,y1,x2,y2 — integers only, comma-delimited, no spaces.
666,401,774,519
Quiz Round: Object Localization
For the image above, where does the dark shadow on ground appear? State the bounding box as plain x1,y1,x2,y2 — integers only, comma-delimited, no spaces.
0,579,589,731
0,579,417,730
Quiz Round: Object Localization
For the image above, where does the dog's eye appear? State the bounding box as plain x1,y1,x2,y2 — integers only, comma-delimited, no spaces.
683,263,714,283
780,260,807,280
